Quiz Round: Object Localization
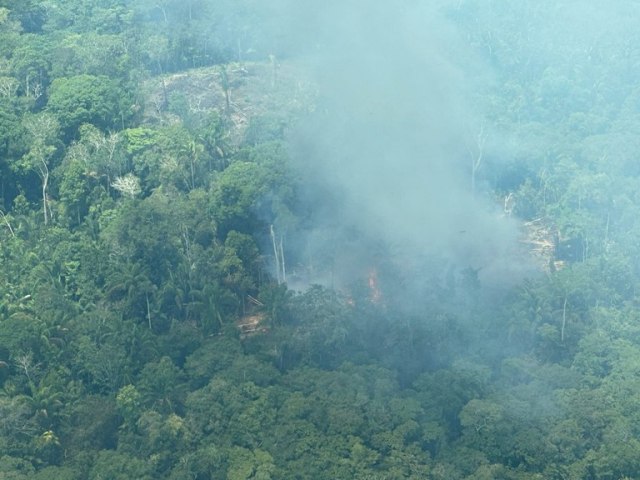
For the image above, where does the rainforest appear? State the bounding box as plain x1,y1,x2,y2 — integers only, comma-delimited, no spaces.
2,1,640,479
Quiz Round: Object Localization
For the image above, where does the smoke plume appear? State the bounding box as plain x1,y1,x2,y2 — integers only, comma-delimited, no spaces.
283,1,534,293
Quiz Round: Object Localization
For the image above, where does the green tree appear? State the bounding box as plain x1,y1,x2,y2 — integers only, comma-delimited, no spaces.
137,356,186,413
47,74,130,139
0,7,22,58
10,33,51,101
227,446,275,480
88,450,153,480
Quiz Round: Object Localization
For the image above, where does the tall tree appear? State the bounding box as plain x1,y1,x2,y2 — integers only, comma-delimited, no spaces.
18,113,60,225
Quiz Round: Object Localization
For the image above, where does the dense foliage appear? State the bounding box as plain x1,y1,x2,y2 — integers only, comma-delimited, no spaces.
2,1,640,479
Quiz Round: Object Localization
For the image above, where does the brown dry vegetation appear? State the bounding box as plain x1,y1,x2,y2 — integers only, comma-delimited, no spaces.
142,60,317,144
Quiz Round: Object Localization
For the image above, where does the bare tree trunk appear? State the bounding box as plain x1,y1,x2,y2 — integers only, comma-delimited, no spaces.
561,296,567,342
146,293,152,330
466,124,486,198
541,169,548,207
190,157,196,190
279,236,286,283
0,210,14,237
159,5,168,23
220,66,230,116
41,162,49,226
160,74,168,109
269,54,278,88
271,225,282,284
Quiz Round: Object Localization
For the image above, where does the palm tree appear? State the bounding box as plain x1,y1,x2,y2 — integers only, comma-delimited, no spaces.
16,379,65,430
106,261,157,327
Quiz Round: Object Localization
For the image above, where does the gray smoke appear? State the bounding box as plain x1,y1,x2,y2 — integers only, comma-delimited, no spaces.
284,1,534,292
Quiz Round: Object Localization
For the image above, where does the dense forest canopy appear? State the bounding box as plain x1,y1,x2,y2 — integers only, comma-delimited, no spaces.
2,0,640,478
